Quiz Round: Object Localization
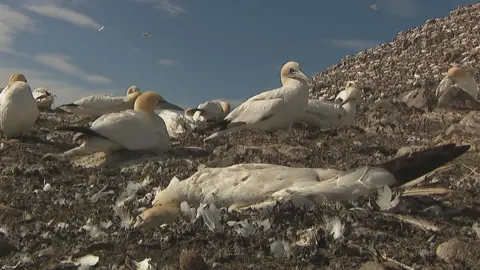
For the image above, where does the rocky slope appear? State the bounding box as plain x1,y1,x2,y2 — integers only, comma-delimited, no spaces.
1,4,480,270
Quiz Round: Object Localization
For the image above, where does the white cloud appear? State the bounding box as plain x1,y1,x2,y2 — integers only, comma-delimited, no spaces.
376,0,420,18
131,0,186,15
328,39,380,50
0,4,35,53
23,4,101,29
0,67,117,107
158,59,179,67
34,53,111,84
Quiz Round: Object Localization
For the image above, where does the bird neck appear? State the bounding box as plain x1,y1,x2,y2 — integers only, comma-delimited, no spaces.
282,77,307,88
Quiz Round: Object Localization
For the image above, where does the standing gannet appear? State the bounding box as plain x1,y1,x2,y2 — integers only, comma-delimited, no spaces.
297,81,362,129
0,73,39,138
32,87,55,111
158,110,196,138
57,85,144,118
42,91,182,160
435,66,479,100
185,100,231,123
204,61,309,142
134,143,469,228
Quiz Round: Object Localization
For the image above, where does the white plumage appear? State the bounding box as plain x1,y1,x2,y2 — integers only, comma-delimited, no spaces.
435,66,479,100
297,81,362,128
185,99,231,124
32,87,55,110
204,61,309,141
0,74,39,137
158,110,196,138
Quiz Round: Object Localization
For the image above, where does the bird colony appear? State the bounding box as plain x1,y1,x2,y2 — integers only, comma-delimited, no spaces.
1,4,480,270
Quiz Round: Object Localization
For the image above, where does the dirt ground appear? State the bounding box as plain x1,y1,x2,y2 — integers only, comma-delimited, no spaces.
0,98,479,270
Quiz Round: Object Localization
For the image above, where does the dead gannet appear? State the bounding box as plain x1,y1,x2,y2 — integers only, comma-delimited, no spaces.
42,91,182,160
297,81,362,129
435,66,479,100
32,87,55,111
158,110,196,138
204,61,309,141
57,85,144,118
185,100,231,123
0,73,39,138
134,143,469,228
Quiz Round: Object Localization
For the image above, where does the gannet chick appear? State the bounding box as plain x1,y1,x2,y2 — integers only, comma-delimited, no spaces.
435,66,479,100
32,87,55,111
158,110,196,138
56,85,144,118
134,143,469,228
0,74,39,138
297,81,362,128
42,91,182,160
185,99,231,123
204,61,309,142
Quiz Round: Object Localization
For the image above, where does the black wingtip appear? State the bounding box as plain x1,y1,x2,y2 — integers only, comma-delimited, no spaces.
59,103,78,108
57,126,108,140
378,143,470,187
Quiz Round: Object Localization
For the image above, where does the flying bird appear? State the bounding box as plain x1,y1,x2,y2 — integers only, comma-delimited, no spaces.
97,25,105,32
134,143,470,228
435,66,479,100
42,91,182,160
204,61,309,142
370,4,377,10
0,73,39,138
142,32,152,37
297,81,362,129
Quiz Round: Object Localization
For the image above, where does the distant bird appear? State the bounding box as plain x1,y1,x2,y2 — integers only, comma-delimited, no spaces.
42,91,181,160
56,85,145,118
97,25,105,32
32,87,55,111
134,143,470,228
370,4,377,10
0,74,39,138
435,66,479,100
142,32,152,37
297,81,362,129
185,99,231,124
204,61,309,142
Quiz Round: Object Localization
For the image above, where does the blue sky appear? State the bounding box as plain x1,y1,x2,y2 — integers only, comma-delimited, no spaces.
0,0,478,108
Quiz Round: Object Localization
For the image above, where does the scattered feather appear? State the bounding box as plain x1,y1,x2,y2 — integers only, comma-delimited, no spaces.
472,222,480,239
112,206,134,229
180,201,197,222
270,240,292,259
116,176,152,207
325,216,345,240
134,258,152,270
197,203,222,232
375,185,400,211
75,254,99,269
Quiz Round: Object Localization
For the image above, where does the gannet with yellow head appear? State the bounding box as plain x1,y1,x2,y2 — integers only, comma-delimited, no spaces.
0,73,39,138
435,66,479,100
204,61,309,141
42,91,183,160
185,99,231,123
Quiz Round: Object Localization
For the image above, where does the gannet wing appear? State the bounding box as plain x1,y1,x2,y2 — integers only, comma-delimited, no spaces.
305,100,343,118
435,75,453,97
456,75,479,99
72,94,127,109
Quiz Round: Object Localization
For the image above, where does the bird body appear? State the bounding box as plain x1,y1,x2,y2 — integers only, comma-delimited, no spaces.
134,143,469,228
204,61,309,141
0,80,39,137
32,87,55,110
158,110,196,138
436,66,479,100
185,100,231,123
58,92,142,117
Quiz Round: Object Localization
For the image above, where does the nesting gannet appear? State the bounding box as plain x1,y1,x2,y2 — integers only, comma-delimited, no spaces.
158,110,196,138
42,91,182,160
435,66,479,100
185,100,231,123
134,143,469,228
32,87,55,111
0,74,39,138
297,81,362,129
56,85,145,118
204,61,309,141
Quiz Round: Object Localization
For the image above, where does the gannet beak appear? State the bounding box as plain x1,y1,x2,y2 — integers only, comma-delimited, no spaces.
158,101,184,111
295,70,309,81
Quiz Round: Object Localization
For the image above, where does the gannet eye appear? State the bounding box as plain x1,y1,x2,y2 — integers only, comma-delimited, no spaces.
289,68,295,73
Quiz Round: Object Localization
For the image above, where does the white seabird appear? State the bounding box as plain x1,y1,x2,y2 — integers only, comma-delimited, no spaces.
134,143,469,228
57,85,150,118
32,87,55,111
297,81,362,129
435,66,479,100
158,110,196,138
204,61,309,141
185,99,231,124
42,91,183,160
0,73,39,138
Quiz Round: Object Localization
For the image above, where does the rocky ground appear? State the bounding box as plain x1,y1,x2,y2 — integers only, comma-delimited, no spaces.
2,3,480,270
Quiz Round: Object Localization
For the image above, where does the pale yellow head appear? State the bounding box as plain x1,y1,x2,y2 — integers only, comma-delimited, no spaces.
447,66,470,81
126,85,140,95
339,81,362,106
8,73,27,88
133,200,180,229
216,100,231,114
280,61,309,85
134,91,184,113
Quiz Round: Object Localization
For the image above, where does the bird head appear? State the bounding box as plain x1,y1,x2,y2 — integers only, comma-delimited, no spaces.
280,61,309,84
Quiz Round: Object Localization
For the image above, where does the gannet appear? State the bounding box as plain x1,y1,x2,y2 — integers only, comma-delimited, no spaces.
42,91,182,160
297,81,362,129
204,61,309,141
56,85,148,118
134,143,469,228
185,100,231,123
32,87,55,111
435,66,479,100
0,73,39,138
158,110,196,138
